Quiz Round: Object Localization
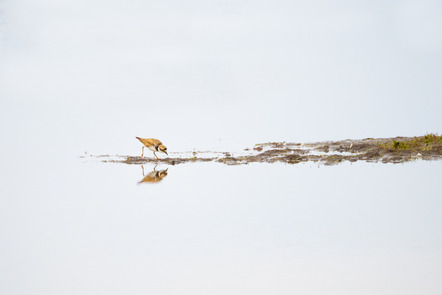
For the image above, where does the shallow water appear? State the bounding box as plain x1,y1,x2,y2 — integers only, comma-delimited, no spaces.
1,156,441,295
1,1,442,293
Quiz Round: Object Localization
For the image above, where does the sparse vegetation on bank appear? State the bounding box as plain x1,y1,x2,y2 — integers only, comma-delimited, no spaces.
93,134,442,166
380,134,442,151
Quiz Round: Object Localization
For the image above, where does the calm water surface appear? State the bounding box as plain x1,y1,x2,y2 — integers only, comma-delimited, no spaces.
1,155,441,295
1,1,442,293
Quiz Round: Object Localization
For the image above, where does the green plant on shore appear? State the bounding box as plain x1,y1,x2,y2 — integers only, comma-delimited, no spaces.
423,133,442,145
380,133,441,151
392,140,409,150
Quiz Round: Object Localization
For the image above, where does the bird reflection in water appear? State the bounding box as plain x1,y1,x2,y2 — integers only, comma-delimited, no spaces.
138,165,168,184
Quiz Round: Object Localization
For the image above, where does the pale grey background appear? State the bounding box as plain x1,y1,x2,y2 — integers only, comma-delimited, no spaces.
1,0,441,156
1,1,442,295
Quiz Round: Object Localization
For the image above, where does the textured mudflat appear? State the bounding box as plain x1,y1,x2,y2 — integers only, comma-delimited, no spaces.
89,135,442,166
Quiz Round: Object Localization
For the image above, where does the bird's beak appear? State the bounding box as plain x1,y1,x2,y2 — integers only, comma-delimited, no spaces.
164,151,168,155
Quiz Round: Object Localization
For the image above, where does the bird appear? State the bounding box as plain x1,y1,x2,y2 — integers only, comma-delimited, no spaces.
136,137,168,159
139,165,168,184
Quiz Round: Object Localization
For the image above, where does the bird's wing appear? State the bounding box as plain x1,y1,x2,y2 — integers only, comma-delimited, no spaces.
148,138,162,147
139,171,162,183
136,137,162,147
136,137,147,145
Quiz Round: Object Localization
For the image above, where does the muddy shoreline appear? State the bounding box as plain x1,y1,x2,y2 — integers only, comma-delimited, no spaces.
92,135,442,166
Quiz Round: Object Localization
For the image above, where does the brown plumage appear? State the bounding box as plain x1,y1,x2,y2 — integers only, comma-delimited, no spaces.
136,137,168,159
138,167,168,184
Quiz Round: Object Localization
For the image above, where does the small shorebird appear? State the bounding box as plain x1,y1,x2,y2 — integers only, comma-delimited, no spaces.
136,137,168,159
139,165,168,184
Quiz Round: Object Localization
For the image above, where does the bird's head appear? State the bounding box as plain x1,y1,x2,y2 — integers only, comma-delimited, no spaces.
159,145,168,155
159,168,168,177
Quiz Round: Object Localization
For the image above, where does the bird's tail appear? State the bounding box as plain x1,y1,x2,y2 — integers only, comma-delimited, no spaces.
135,137,143,143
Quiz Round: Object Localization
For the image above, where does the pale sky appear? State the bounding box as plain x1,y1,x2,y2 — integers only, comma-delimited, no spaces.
1,0,441,155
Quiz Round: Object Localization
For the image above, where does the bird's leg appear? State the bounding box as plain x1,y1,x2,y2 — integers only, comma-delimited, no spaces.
154,151,159,160
141,165,145,176
141,146,144,157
